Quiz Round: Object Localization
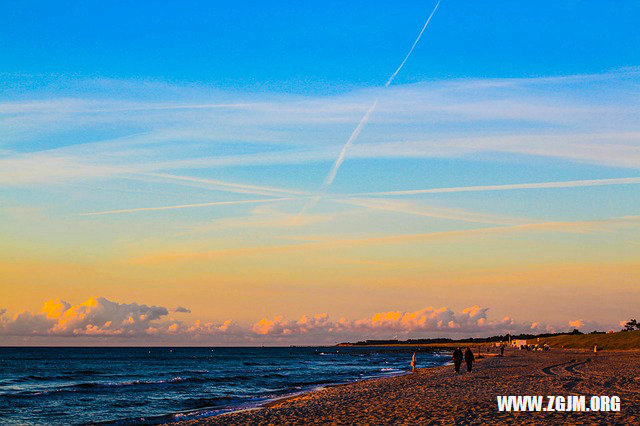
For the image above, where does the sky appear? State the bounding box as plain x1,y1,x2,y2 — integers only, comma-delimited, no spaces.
1,0,639,345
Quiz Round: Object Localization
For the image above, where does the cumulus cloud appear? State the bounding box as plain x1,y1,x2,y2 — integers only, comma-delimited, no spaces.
568,318,604,332
250,306,539,341
1,297,199,337
569,319,585,328
529,322,557,333
348,305,513,333
252,314,333,337
0,297,614,343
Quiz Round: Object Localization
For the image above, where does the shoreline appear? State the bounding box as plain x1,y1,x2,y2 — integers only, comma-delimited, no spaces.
263,368,414,408
169,366,418,423
168,357,466,424
173,349,640,424
160,347,453,423
171,351,512,423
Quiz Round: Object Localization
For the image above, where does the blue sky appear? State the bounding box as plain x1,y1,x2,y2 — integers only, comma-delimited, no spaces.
2,1,640,93
1,1,640,343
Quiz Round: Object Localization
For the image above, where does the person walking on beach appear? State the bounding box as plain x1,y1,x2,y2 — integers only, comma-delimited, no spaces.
500,345,505,356
452,348,463,374
410,352,416,373
464,347,475,372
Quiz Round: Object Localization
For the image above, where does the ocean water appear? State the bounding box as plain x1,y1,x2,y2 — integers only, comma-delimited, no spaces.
0,346,449,424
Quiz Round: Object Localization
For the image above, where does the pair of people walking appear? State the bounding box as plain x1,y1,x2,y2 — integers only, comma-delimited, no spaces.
452,347,474,373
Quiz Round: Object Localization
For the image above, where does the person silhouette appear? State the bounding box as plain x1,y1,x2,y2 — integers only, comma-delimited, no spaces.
452,348,463,374
464,347,475,372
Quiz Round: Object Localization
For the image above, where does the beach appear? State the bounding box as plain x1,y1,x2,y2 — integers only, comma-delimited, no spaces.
176,349,640,424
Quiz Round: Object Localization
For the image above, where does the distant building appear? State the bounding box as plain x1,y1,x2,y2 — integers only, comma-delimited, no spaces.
512,339,528,348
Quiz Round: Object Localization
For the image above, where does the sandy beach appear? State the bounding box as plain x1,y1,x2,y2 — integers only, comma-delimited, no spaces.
176,349,640,425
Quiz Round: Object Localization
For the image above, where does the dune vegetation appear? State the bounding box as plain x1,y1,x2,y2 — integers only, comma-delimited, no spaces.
539,330,640,350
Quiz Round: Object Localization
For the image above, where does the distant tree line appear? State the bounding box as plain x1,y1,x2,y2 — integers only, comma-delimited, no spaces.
623,319,640,331
340,330,583,346
338,322,640,346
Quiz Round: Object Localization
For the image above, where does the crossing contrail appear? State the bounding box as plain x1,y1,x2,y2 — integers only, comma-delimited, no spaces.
322,99,379,191
293,1,442,223
80,197,293,216
354,176,640,196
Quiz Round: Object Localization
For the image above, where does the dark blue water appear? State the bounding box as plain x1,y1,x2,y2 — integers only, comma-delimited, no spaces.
0,347,449,424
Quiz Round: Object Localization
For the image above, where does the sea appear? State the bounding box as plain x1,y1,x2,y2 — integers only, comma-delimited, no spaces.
0,346,450,424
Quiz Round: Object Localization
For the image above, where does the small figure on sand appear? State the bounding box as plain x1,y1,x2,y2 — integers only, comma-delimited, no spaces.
593,344,598,355
452,347,463,374
410,352,416,373
464,347,475,372
500,345,505,356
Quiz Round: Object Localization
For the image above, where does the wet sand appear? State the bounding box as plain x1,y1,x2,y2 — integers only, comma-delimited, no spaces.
176,349,640,424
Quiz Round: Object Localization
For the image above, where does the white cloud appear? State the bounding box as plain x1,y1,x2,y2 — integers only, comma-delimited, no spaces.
250,306,552,341
1,297,172,337
0,297,624,344
252,314,333,336
346,305,515,335
1,70,639,187
568,318,603,331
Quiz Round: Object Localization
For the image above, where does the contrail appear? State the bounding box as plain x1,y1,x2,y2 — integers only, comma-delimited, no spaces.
143,172,308,197
354,177,640,196
322,99,379,191
385,0,441,87
282,175,640,225
292,99,379,223
333,197,526,225
293,1,442,223
79,197,293,216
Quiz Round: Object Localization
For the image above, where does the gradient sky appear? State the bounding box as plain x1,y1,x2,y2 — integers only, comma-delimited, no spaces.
1,0,639,345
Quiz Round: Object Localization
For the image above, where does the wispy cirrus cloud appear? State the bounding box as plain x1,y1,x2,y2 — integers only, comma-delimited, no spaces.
2,69,639,188
129,215,640,265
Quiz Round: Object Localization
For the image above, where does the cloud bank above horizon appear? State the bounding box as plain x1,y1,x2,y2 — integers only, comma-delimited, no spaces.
0,296,620,345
